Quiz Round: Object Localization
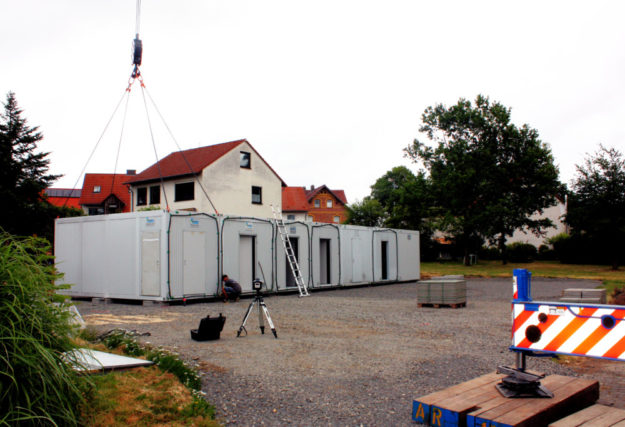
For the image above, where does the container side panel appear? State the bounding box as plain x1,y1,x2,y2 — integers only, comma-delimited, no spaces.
141,231,161,296
183,231,206,295
55,221,83,294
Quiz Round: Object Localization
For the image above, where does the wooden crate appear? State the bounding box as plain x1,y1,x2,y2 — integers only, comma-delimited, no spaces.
412,372,599,427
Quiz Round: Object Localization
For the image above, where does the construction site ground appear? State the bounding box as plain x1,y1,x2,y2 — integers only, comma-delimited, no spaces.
76,278,625,426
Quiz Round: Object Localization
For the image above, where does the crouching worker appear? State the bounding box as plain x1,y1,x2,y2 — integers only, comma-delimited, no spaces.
222,274,241,302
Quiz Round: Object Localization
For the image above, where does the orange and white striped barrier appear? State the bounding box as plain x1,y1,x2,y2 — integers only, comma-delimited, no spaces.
511,269,625,361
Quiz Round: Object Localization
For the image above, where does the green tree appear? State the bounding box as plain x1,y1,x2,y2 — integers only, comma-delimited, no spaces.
405,95,563,264
370,166,432,231
0,92,66,240
566,145,625,270
346,197,386,227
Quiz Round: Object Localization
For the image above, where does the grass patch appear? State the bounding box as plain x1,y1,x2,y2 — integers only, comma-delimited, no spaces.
422,260,623,281
80,330,218,426
422,260,625,302
81,366,218,426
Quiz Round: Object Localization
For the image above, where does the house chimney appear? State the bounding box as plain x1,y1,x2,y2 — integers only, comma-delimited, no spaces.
310,185,314,191
126,169,136,175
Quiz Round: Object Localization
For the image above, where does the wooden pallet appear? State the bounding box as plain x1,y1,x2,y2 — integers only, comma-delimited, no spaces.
418,302,466,309
549,404,625,426
412,372,599,427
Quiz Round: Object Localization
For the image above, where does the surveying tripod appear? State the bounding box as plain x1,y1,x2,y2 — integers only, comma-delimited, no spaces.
237,289,277,339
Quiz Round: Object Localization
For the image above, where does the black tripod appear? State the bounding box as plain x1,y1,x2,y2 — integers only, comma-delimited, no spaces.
237,290,277,339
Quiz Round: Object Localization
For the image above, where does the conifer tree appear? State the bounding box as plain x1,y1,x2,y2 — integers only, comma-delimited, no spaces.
0,92,61,238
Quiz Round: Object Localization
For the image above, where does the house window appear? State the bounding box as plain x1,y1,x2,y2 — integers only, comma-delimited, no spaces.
240,151,251,169
149,185,160,205
175,182,194,202
327,200,333,208
93,185,101,193
287,214,295,220
333,216,340,223
314,199,320,208
137,187,147,206
252,186,262,204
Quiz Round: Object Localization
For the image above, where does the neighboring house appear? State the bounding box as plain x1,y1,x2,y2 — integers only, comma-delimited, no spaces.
124,139,286,218
506,198,568,247
44,188,82,209
282,185,348,224
79,173,132,215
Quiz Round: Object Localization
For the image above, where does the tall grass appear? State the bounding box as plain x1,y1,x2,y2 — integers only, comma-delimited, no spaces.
0,232,89,426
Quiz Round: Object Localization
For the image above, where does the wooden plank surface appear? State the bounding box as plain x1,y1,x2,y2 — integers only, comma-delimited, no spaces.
474,376,599,427
412,372,504,424
580,408,625,426
549,404,612,426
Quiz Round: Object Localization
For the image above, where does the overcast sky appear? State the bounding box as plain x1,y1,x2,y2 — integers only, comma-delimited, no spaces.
2,1,624,203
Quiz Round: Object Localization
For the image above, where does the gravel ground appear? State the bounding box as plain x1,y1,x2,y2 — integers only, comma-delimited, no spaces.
75,277,625,426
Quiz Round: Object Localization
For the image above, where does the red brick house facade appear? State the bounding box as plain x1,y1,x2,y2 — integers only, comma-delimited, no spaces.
78,173,132,215
282,185,348,223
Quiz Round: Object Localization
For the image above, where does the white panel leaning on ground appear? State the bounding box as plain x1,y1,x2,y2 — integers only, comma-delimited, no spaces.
55,210,420,301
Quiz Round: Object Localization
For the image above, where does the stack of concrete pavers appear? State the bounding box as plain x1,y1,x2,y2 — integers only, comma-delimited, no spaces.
417,275,466,307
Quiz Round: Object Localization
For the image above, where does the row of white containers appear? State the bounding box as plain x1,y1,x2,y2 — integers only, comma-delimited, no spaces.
55,210,420,301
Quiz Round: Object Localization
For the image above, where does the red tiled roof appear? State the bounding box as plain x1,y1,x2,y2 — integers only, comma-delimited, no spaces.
44,188,82,209
125,139,286,186
79,174,131,207
306,185,348,205
282,187,309,212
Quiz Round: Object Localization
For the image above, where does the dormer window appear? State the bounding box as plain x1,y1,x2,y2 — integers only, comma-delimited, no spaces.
93,185,101,193
240,151,251,169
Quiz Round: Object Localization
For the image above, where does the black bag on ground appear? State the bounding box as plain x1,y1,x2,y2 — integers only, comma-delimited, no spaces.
190,313,226,341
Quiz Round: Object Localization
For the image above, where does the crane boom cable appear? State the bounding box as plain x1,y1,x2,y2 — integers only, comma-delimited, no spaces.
143,86,220,215
62,88,132,208
139,79,170,210
109,90,132,197
135,0,141,36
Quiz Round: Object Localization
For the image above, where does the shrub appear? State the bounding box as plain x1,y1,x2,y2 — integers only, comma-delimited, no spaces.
0,232,89,426
506,242,538,263
478,246,501,260
537,244,557,261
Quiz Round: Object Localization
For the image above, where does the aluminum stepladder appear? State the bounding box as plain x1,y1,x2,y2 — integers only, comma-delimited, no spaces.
271,205,309,297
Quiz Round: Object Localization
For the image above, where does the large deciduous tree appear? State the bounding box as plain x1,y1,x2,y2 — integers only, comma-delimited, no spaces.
0,92,63,239
405,95,563,264
566,145,625,270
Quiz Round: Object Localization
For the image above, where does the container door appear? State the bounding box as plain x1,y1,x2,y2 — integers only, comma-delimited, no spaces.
239,235,255,290
141,231,160,296
381,241,389,280
183,231,205,295
320,238,331,284
285,237,299,288
351,237,364,282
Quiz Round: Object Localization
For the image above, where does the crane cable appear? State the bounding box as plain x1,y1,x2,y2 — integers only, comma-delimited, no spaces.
64,0,220,215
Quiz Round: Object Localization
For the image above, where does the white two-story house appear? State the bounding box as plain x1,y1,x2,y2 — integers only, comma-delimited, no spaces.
125,139,285,218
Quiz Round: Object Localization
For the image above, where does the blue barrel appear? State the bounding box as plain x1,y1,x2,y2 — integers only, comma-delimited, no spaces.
513,268,532,301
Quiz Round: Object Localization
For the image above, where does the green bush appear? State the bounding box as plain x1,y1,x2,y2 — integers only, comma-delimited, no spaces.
478,246,501,260
98,330,203,391
537,244,557,261
0,232,89,426
506,242,538,263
